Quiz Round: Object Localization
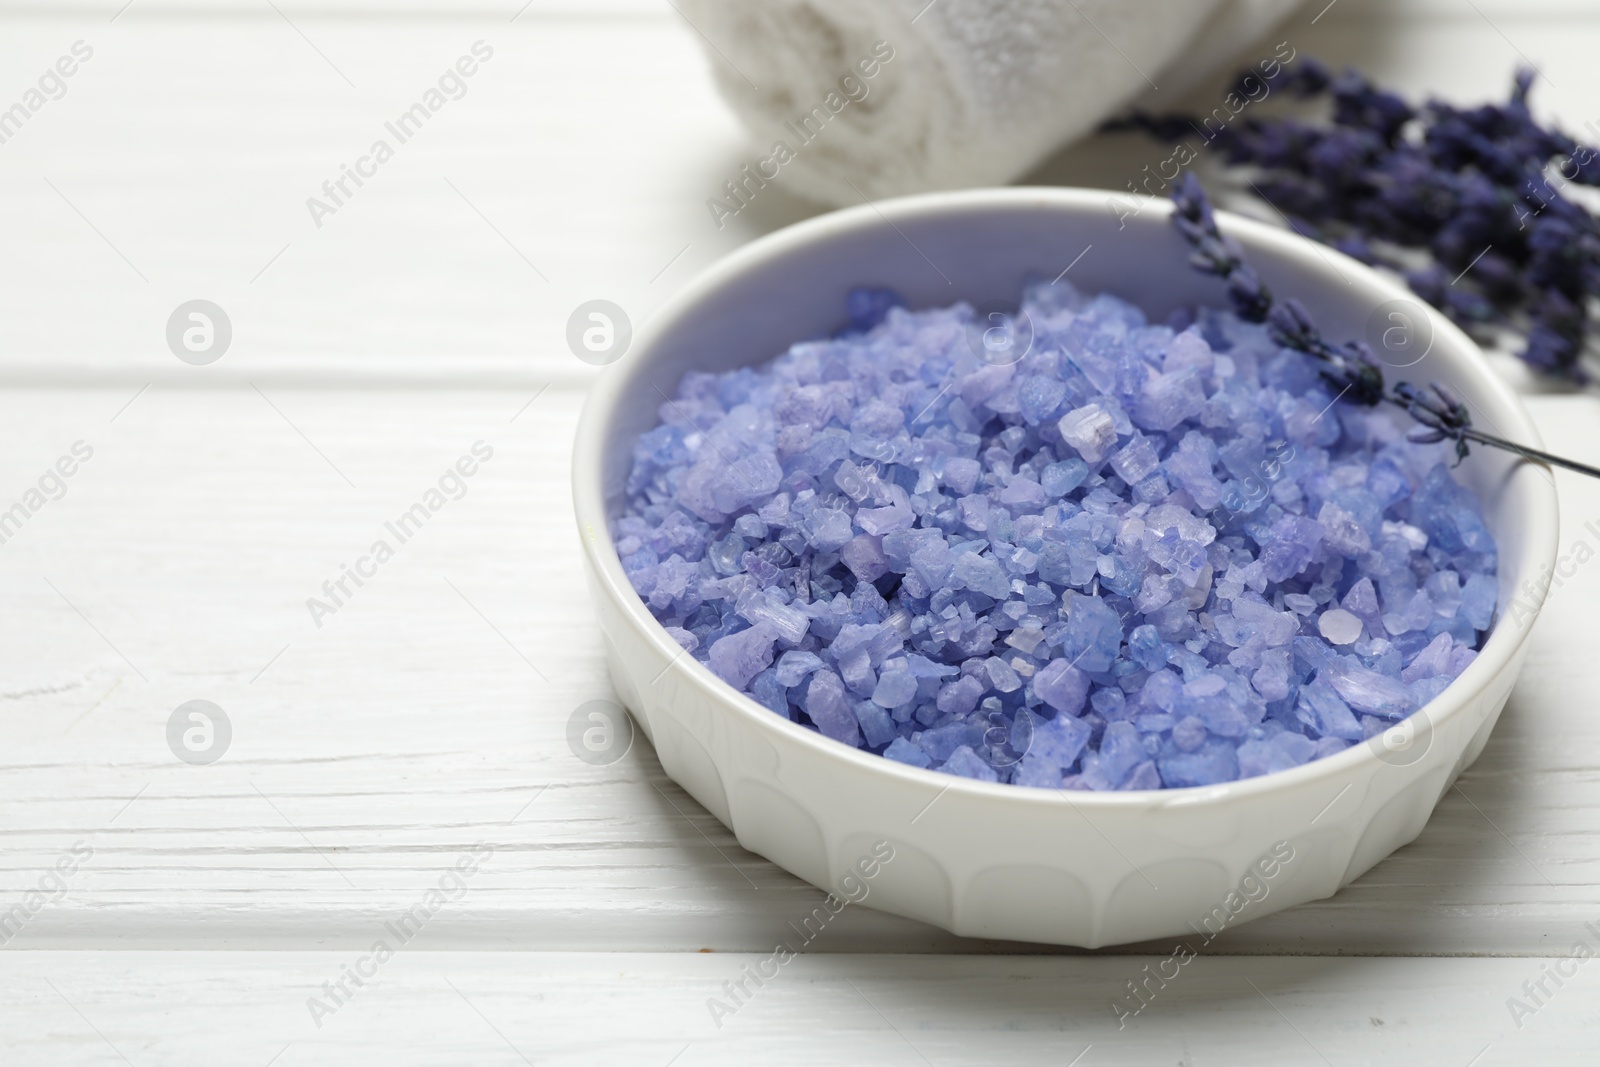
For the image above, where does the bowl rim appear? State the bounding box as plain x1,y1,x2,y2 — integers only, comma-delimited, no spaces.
572,185,1559,810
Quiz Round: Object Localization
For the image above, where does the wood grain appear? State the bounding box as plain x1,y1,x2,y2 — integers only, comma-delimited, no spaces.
3,951,1596,1066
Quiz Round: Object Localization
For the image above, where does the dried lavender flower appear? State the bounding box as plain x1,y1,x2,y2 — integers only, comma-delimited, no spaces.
1114,59,1600,383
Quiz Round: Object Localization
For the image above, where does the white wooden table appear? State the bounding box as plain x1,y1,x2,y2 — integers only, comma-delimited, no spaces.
3,0,1599,1062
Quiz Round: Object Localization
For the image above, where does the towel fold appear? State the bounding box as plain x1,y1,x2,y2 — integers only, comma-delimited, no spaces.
680,0,1302,207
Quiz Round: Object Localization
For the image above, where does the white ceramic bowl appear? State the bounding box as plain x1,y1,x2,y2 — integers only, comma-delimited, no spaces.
572,188,1558,948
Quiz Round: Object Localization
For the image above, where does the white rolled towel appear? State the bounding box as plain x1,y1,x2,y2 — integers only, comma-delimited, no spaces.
679,0,1304,208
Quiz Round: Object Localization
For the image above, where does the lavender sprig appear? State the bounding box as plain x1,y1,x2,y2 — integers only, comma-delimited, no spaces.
1170,173,1600,480
1113,60,1600,383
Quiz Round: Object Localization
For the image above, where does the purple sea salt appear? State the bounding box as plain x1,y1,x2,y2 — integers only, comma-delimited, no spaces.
613,280,1499,790
943,745,1001,782
883,736,932,769
801,670,858,746
1058,404,1119,463
707,622,777,689
1316,608,1363,646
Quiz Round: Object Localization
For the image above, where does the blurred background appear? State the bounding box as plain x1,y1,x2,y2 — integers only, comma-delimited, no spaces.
0,0,1593,376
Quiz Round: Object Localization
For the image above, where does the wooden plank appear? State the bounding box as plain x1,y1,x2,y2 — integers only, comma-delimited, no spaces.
1,951,1594,1065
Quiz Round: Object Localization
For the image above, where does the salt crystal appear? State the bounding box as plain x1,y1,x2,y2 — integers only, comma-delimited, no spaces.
707,622,778,689
1324,656,1415,718
774,650,823,686
1400,632,1455,685
883,736,932,768
871,667,918,709
917,723,984,762
984,656,1023,693
1041,459,1089,497
1032,659,1090,714
1057,404,1119,463
1023,713,1092,772
1132,368,1206,432
1158,739,1240,788
936,675,985,716
953,552,1011,599
1110,436,1161,485
802,670,859,746
1122,760,1163,790
853,700,898,747
1127,624,1168,671
1000,476,1048,509
1317,607,1363,645
1170,715,1207,752
857,502,915,536
1461,573,1498,630
942,457,983,494
839,534,889,583
1058,593,1124,673
1082,722,1145,788
943,745,1000,782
